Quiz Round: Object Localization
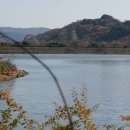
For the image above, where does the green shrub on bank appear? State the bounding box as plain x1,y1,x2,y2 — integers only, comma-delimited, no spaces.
0,60,16,73
0,89,43,130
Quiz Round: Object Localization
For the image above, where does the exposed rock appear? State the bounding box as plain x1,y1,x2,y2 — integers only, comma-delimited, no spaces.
33,14,130,48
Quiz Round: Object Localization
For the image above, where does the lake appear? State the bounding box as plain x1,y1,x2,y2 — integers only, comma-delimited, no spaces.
1,54,130,129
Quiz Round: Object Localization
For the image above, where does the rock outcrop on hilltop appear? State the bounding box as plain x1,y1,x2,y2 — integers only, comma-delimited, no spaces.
34,14,130,48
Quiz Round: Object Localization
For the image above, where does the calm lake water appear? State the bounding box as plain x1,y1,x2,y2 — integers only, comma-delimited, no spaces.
1,54,130,129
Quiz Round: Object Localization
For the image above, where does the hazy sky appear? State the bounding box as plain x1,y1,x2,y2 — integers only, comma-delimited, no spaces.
0,0,130,29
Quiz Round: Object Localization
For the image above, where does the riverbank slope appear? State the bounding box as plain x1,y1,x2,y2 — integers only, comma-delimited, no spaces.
0,60,28,82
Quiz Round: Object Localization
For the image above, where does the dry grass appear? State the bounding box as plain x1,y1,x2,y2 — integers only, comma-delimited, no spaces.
0,60,28,82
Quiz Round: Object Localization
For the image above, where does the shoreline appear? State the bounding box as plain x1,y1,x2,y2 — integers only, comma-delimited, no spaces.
0,60,28,82
0,69,28,82
0,47,130,54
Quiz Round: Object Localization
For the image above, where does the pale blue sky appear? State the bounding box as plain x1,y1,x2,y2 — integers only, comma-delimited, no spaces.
0,0,130,29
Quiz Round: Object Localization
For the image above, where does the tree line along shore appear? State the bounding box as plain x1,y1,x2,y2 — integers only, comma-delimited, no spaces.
1,46,130,54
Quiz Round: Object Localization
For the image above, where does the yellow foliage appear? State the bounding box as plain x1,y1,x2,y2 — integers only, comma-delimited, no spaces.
44,87,97,130
0,88,44,130
2,87,130,130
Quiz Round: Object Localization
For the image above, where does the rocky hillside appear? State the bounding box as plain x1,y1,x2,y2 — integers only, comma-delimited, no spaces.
36,15,130,47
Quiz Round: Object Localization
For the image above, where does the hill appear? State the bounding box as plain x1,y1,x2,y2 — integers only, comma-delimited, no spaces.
0,27,50,42
35,14,130,48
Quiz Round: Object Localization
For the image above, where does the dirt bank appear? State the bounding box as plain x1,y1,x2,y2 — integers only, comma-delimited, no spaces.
0,69,28,82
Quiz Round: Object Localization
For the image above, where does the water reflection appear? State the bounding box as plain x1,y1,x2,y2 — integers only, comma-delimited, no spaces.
67,59,130,65
0,80,15,90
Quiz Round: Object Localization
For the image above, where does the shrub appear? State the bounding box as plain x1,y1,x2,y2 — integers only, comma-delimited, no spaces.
0,60,16,73
44,87,98,130
0,89,43,130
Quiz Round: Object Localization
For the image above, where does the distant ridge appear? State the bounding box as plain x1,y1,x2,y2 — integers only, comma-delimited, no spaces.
35,14,130,48
0,27,50,42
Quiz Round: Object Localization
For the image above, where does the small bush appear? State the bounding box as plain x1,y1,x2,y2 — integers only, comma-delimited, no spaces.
0,60,16,74
0,89,43,130
44,87,98,130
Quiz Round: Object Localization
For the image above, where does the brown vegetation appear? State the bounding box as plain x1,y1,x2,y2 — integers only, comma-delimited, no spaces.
0,60,28,82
